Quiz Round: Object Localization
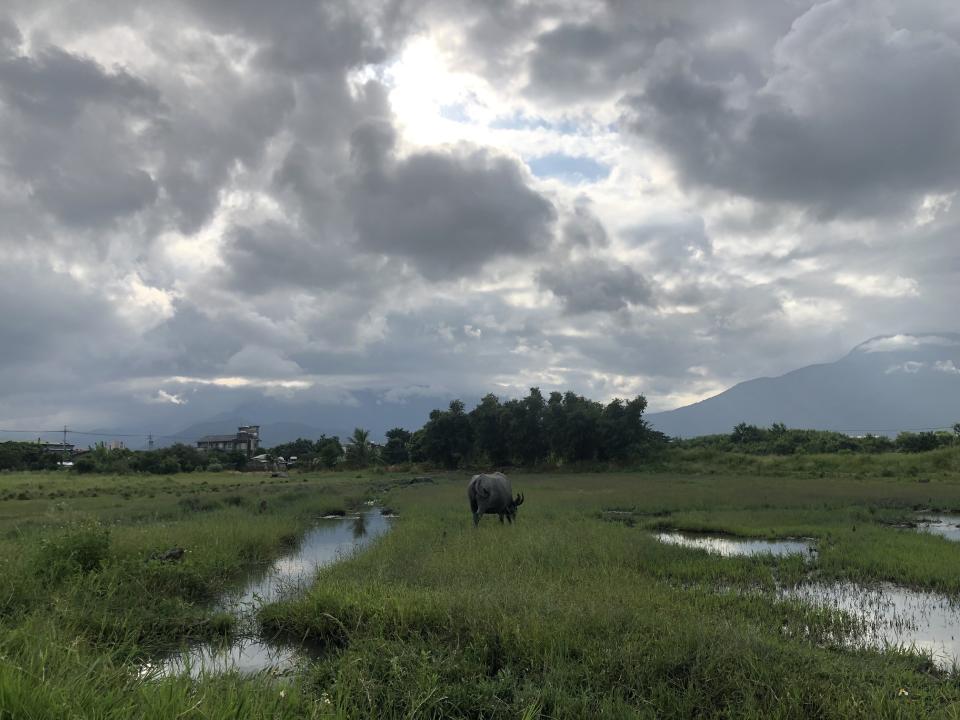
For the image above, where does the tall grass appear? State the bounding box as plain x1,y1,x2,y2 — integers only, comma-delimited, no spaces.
5,464,960,717
259,471,960,718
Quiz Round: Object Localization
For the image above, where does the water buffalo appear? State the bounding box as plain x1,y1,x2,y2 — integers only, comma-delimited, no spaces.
468,472,524,526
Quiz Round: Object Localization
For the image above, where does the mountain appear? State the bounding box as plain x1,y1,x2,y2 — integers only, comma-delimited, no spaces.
167,389,471,447
648,333,960,438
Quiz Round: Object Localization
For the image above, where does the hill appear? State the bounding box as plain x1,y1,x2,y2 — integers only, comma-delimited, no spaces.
648,333,960,438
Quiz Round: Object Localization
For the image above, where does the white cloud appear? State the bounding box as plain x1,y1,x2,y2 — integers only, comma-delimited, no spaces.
885,361,925,374
934,360,960,375
860,334,960,353
149,389,186,405
835,274,920,299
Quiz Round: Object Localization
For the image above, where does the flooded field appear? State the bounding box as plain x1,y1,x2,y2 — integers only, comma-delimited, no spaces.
10,466,960,717
780,581,960,670
149,509,391,677
654,531,815,559
916,515,960,542
654,526,960,668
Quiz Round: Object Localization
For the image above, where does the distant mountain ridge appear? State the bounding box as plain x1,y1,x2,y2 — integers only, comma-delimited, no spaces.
648,333,960,438
166,390,471,447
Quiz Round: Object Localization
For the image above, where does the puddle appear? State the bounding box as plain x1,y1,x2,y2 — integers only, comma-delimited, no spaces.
916,515,960,542
779,582,960,670
147,509,391,678
654,531,815,559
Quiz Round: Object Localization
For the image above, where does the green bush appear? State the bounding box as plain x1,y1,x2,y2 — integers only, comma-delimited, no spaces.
33,521,110,581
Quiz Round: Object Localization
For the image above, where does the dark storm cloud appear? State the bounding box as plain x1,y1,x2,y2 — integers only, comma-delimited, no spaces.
0,31,161,228
0,261,120,372
560,201,609,248
351,142,556,279
539,258,654,314
153,76,295,233
518,1,800,102
625,1,960,216
527,20,656,101
134,304,246,378
179,0,393,73
220,222,360,295
1,0,958,434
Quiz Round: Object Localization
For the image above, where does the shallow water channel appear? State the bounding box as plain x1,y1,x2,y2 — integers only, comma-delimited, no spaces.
777,582,960,670
654,531,815,559
654,528,960,668
916,515,960,542
146,509,391,678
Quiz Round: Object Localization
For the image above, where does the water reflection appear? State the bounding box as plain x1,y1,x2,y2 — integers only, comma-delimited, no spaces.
779,581,960,670
916,515,960,543
151,509,391,678
146,637,301,678
655,531,815,559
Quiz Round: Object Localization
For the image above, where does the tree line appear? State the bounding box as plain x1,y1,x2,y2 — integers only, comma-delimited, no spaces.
674,422,960,455
3,399,958,474
407,389,662,469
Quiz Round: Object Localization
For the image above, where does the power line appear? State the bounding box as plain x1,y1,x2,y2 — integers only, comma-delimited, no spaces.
0,427,200,443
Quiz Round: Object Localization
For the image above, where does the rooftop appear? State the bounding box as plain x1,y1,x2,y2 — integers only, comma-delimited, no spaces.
198,434,242,443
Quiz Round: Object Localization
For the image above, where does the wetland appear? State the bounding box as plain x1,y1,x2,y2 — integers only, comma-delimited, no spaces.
5,451,960,717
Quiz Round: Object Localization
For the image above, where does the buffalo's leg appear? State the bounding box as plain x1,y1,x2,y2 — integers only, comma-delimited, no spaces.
473,511,481,527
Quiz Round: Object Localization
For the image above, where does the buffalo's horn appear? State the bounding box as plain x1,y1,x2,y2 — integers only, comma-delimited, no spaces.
514,492,524,506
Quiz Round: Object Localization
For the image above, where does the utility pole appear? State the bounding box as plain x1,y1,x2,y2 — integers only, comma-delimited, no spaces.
63,425,68,467
148,433,154,450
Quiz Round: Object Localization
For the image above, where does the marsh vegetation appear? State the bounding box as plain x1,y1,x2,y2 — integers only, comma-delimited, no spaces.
5,453,960,717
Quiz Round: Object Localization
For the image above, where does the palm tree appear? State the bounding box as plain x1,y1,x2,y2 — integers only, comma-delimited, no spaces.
346,428,373,468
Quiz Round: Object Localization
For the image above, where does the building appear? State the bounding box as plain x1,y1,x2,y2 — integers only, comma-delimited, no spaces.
197,425,260,455
38,440,75,454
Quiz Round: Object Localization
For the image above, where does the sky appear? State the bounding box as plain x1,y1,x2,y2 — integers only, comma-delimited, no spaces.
1,0,959,435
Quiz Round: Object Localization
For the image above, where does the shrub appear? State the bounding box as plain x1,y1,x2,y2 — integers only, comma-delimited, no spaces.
34,521,111,581
154,457,181,475
177,496,220,513
207,462,224,472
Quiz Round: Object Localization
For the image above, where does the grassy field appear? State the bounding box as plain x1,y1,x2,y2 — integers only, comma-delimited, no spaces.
5,454,960,718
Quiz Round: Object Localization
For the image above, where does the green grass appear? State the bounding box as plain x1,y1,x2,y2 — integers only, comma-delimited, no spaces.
5,455,960,717
262,464,960,719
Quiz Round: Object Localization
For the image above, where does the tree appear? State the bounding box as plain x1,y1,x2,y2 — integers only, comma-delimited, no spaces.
502,388,547,466
421,400,474,469
317,435,343,469
598,395,650,461
470,394,509,465
345,428,375,468
731,423,764,445
382,428,412,464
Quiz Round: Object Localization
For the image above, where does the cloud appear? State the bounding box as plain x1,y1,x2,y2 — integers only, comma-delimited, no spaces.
223,345,304,378
934,360,960,375
0,0,958,436
526,21,649,101
625,0,960,216
539,258,654,314
835,274,920,299
219,221,359,295
149,389,187,405
885,361,925,375
351,144,556,279
0,36,161,228
858,334,960,353
560,201,609,248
